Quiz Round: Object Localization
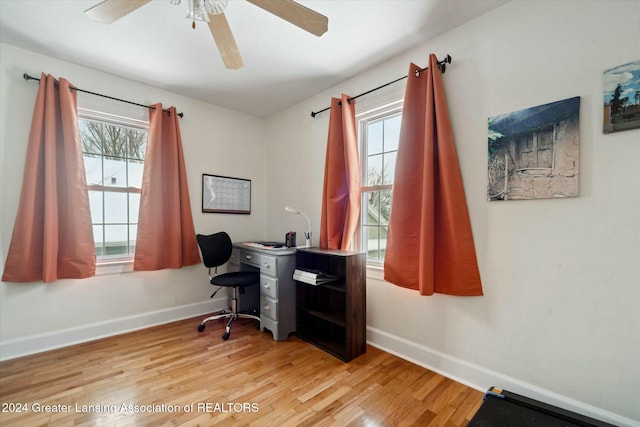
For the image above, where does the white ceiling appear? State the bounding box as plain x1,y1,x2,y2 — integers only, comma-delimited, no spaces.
0,0,508,117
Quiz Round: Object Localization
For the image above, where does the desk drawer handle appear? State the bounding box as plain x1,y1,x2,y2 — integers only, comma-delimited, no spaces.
263,305,271,311
263,284,271,290
263,263,270,269
245,254,252,260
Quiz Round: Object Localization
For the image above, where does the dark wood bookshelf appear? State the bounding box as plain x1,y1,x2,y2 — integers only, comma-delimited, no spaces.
295,248,366,362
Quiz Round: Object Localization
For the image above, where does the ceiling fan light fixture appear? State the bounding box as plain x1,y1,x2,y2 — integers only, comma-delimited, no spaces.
204,0,229,15
186,0,210,24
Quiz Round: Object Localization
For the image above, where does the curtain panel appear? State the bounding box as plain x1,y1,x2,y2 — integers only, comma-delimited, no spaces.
2,74,96,283
383,55,483,296
319,94,361,250
133,104,200,271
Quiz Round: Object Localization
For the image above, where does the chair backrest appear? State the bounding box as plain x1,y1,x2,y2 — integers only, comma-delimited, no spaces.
196,232,233,268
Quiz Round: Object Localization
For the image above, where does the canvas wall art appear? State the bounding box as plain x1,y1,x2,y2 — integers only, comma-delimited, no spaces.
603,60,640,134
488,97,580,201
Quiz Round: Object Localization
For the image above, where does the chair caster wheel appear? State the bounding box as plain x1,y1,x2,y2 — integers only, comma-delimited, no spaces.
197,324,205,332
222,332,230,340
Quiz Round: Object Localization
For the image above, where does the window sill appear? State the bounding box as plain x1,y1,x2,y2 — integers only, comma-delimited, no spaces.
95,258,134,276
366,262,385,281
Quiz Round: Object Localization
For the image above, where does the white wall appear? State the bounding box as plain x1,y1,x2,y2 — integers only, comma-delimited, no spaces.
0,43,268,358
266,1,640,425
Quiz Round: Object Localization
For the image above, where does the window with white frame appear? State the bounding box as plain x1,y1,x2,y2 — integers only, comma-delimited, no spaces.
358,101,402,264
79,109,148,262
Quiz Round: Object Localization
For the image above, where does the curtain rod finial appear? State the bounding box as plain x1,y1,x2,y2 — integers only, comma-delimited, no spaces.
439,54,452,73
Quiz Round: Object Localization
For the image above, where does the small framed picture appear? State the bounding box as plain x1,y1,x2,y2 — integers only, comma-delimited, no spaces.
603,60,640,134
202,174,251,214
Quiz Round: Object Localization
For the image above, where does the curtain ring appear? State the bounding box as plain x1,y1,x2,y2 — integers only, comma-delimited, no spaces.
414,68,421,78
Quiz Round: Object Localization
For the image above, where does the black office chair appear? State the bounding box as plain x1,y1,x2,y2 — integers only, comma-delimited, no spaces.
196,232,260,340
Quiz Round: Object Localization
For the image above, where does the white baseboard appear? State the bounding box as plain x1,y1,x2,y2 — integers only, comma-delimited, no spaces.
0,298,227,362
366,326,638,427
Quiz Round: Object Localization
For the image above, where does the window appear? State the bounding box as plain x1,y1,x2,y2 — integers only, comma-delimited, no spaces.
515,124,555,170
358,102,402,264
79,110,148,262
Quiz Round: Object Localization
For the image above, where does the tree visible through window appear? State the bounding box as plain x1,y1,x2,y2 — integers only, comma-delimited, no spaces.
359,105,402,263
80,115,148,260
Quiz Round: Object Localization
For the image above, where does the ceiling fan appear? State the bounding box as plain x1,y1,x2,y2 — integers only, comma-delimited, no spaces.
84,0,329,69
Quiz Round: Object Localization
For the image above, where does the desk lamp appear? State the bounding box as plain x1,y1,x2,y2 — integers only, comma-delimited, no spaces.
285,206,312,247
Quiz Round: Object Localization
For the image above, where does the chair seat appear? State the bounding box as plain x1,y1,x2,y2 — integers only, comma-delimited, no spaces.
211,271,259,287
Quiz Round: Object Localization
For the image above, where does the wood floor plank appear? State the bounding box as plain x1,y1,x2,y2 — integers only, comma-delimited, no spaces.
0,316,483,426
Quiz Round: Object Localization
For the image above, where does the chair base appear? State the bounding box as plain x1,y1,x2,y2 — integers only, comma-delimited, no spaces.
197,286,260,340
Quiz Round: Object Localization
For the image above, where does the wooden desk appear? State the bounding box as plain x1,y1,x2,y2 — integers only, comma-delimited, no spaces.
231,243,297,341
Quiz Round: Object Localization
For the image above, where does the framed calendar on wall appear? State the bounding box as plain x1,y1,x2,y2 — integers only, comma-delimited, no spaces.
202,174,251,214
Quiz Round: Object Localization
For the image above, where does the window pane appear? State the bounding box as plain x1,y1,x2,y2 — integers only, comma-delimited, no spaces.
104,224,128,256
129,225,137,253
93,225,104,256
379,226,388,260
379,190,392,224
104,192,128,223
127,129,147,160
79,120,103,155
103,157,127,188
128,159,144,188
88,191,103,223
367,154,383,186
362,191,379,225
364,225,382,261
382,151,397,185
129,193,140,223
103,126,127,159
83,155,103,186
383,115,401,151
367,121,383,154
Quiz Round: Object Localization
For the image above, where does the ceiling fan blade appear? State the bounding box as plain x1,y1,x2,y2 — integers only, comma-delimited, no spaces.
246,0,328,37
85,0,152,24
207,13,244,70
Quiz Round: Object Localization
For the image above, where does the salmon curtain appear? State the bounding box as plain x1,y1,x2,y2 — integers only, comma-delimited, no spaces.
133,104,200,270
319,94,361,250
383,55,483,296
2,74,96,283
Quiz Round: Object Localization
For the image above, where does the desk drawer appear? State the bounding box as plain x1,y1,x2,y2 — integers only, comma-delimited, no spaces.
239,249,260,267
259,254,277,276
260,295,278,321
260,275,278,299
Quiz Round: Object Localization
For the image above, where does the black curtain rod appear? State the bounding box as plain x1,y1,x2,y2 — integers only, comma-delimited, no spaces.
22,73,184,118
310,54,452,118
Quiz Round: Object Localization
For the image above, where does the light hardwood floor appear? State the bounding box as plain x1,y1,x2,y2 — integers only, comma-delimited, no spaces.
0,316,483,426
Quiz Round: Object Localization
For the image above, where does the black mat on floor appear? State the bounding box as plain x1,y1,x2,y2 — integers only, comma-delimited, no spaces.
468,387,617,427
